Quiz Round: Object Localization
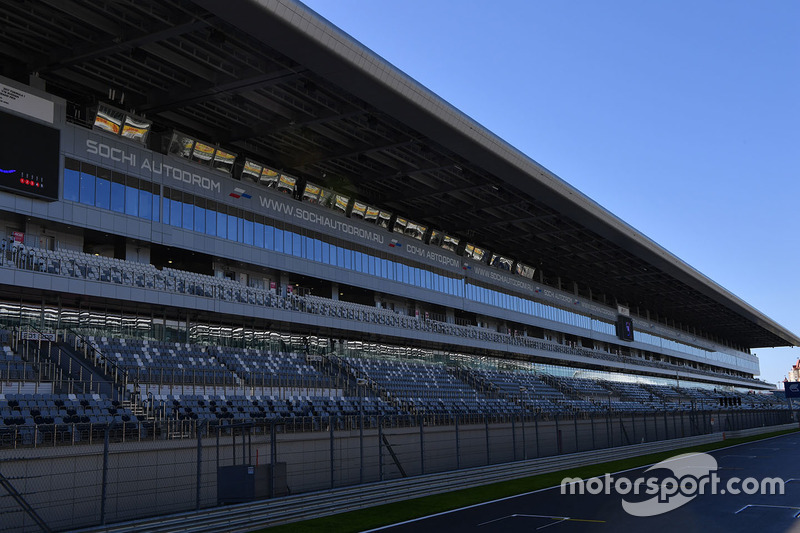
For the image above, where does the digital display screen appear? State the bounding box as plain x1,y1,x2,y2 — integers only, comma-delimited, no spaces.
616,316,635,341
0,111,60,201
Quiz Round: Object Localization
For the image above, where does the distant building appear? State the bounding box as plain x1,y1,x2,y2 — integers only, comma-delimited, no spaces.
789,360,800,382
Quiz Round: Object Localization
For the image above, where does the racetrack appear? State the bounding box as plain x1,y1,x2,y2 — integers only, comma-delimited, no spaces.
369,432,800,533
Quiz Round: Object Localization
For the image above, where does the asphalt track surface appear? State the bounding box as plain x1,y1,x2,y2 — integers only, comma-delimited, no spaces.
368,432,800,533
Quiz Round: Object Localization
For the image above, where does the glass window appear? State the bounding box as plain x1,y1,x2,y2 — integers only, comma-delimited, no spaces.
216,212,227,239
243,219,253,245
314,239,322,262
205,209,215,236
111,182,125,213
125,185,139,217
151,194,160,222
169,198,182,227
304,235,314,259
321,242,330,264
254,222,264,248
283,230,293,255
227,214,237,241
139,190,152,220
95,174,110,209
181,201,193,230
237,217,245,243
265,225,274,250
194,205,205,233
274,228,283,253
79,171,95,205
64,168,80,201
162,195,170,222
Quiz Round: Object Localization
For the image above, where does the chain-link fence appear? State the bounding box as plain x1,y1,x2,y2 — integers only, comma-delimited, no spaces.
0,408,794,532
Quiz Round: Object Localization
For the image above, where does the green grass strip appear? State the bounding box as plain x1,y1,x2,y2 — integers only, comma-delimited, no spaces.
258,427,798,533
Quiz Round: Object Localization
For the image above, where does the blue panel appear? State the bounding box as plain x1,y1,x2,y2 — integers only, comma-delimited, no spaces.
79,172,95,205
139,190,152,220
169,199,182,227
111,182,125,213
151,194,160,222
243,220,253,245
216,212,227,239
227,215,237,241
292,233,302,257
125,185,139,217
63,169,80,201
181,202,193,230
95,177,110,209
254,222,264,248
194,205,205,233
205,209,215,236
162,195,170,222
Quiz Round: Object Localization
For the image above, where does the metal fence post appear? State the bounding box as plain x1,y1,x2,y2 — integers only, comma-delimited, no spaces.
511,416,517,462
485,415,490,465
270,421,277,498
330,416,335,489
455,414,461,470
196,421,202,510
359,413,364,484
378,416,384,481
100,425,109,525
419,415,425,475
574,416,579,452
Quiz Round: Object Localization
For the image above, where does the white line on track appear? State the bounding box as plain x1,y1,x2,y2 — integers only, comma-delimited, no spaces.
362,431,799,532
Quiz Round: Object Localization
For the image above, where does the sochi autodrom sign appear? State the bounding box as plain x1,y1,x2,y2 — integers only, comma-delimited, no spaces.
561,452,784,517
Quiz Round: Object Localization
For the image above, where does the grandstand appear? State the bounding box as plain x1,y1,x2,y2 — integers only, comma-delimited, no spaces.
0,0,797,531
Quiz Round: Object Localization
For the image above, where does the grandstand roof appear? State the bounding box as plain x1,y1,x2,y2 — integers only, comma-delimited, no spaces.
1,0,796,349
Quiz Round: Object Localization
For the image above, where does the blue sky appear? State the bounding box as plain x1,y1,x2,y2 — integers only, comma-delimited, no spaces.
300,0,800,385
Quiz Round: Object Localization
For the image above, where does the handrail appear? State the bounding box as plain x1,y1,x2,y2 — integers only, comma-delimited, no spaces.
0,237,766,389
65,328,130,402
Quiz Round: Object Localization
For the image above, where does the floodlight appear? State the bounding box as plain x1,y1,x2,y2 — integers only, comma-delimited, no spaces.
350,201,367,219
168,131,195,158
442,234,459,253
212,148,236,174
334,194,350,213
515,262,535,279
120,115,151,143
260,167,279,188
93,104,124,135
393,217,407,234
302,182,321,203
365,206,380,222
190,140,214,165
490,253,513,271
241,159,263,182
465,244,485,261
277,174,296,195
377,210,392,229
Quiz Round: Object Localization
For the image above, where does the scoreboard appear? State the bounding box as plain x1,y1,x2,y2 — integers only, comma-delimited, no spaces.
0,110,60,201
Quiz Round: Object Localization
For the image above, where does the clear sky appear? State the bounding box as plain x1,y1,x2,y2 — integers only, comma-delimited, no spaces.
299,0,800,386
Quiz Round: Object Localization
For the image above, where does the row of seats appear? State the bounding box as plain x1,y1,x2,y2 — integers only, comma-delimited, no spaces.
0,236,766,388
